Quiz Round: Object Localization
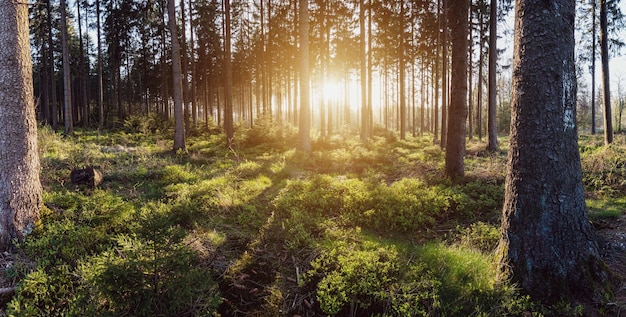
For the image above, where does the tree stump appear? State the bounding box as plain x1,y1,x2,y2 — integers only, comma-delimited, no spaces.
70,167,103,188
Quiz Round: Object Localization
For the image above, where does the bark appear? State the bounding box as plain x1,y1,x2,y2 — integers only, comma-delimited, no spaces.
0,0,42,250
168,0,186,151
600,0,613,145
445,0,468,181
297,0,311,153
487,0,498,152
498,0,610,302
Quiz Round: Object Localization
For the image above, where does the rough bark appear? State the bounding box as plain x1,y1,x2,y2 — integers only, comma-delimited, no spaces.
498,0,610,302
297,0,311,153
0,0,42,250
168,0,186,151
445,0,468,180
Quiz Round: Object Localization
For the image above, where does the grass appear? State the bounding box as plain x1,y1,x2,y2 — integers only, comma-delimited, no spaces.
2,125,624,316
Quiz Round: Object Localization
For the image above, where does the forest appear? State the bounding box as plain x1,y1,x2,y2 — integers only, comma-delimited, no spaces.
0,0,625,316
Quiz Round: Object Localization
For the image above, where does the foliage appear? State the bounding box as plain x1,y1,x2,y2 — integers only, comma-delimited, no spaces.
17,129,624,316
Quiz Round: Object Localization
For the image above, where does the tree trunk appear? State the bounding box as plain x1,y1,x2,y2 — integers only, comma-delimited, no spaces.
60,0,73,136
180,0,190,136
440,0,448,148
168,0,186,151
223,0,234,148
47,0,58,131
0,0,42,250
600,0,613,145
399,2,406,140
78,0,89,129
498,0,610,302
297,0,311,152
445,0,468,181
188,0,197,129
96,0,104,132
591,0,597,135
487,0,498,152
359,0,369,142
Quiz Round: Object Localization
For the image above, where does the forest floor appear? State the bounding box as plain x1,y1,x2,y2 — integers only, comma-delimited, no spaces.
1,125,626,316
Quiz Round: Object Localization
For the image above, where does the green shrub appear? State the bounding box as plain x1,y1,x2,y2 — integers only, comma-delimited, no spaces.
308,234,440,316
456,222,501,252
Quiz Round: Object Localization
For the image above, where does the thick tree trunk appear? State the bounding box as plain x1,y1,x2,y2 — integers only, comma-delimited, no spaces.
297,0,311,152
168,0,186,150
600,0,613,145
487,0,498,152
445,0,468,181
498,0,610,302
0,0,42,250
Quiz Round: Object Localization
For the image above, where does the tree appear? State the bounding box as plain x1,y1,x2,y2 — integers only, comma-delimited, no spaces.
96,0,105,132
486,0,497,152
60,0,73,136
359,0,369,142
0,0,42,249
168,0,186,151
223,0,234,148
444,0,468,180
600,0,613,145
297,0,311,152
498,0,610,302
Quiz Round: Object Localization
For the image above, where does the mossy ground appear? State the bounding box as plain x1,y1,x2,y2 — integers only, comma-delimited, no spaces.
1,122,625,316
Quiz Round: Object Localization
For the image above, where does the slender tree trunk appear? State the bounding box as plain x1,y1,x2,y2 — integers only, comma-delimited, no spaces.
180,0,190,136
168,0,186,150
0,0,42,250
189,0,197,129
468,14,473,140
46,0,58,131
591,0,597,134
445,0,469,180
60,0,73,136
498,0,610,302
441,0,448,148
223,0,234,148
97,0,104,132
359,0,369,141
487,0,498,151
400,1,406,140
600,0,613,145
297,0,311,152
78,0,89,129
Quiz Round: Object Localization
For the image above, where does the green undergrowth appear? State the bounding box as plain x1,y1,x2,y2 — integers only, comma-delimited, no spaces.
4,125,624,316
